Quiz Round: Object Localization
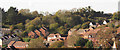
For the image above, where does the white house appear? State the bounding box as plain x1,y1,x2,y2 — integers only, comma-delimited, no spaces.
89,22,93,26
103,20,107,25
0,39,2,48
47,34,56,41
47,34,61,41
112,41,117,50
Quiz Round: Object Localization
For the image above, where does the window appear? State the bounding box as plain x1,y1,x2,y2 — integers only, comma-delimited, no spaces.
60,38,64,41
52,39,55,41
55,35,57,37
57,39,59,41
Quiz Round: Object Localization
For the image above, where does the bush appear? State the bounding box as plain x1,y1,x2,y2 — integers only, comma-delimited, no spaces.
49,41,64,48
22,38,31,42
85,41,93,48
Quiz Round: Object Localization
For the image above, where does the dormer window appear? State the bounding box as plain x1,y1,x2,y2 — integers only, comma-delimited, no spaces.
55,35,57,37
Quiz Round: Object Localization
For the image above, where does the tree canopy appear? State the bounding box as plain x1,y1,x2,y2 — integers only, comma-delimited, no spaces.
28,36,46,48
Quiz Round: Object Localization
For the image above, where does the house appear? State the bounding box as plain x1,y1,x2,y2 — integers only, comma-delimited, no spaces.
28,27,49,38
68,29,76,36
96,23,101,27
47,33,62,41
0,39,2,48
2,34,20,46
28,31,38,38
89,22,98,28
103,20,107,25
67,28,89,39
39,27,49,37
77,29,88,34
46,33,66,46
2,28,11,35
8,41,28,48
89,27,94,30
83,28,101,39
1,34,17,40
34,29,43,36
89,22,93,26
112,41,117,48
47,34,56,41
13,29,22,34
68,29,88,36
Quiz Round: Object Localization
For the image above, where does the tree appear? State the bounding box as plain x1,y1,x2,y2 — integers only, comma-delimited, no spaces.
49,23,59,32
25,19,30,24
18,9,30,15
108,23,115,28
112,12,120,20
67,31,88,47
49,41,64,48
57,26,68,34
26,25,35,32
1,8,6,24
18,9,33,20
81,22,90,29
74,37,88,47
22,38,31,42
31,11,39,17
16,23,24,30
21,30,28,37
6,7,18,24
9,25,15,31
25,17,42,27
85,41,93,48
28,36,46,48
73,24,81,29
25,17,42,32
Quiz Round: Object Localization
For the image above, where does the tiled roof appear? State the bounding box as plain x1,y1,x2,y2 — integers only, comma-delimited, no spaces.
55,33,60,38
77,29,86,34
13,41,28,46
48,33,61,37
8,41,15,45
39,27,49,37
28,31,35,35
42,27,47,30
69,29,77,33
34,29,41,36
8,41,28,48
48,34,55,37
117,27,120,34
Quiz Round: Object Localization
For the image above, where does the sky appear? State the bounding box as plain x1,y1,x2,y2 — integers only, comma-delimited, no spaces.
0,0,119,13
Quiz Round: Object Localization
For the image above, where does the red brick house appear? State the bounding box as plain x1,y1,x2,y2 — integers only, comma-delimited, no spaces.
28,31,38,38
8,41,28,48
39,27,49,37
34,29,42,36
28,27,49,38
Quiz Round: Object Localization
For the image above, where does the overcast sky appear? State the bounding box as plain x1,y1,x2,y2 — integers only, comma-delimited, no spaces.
0,0,119,13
